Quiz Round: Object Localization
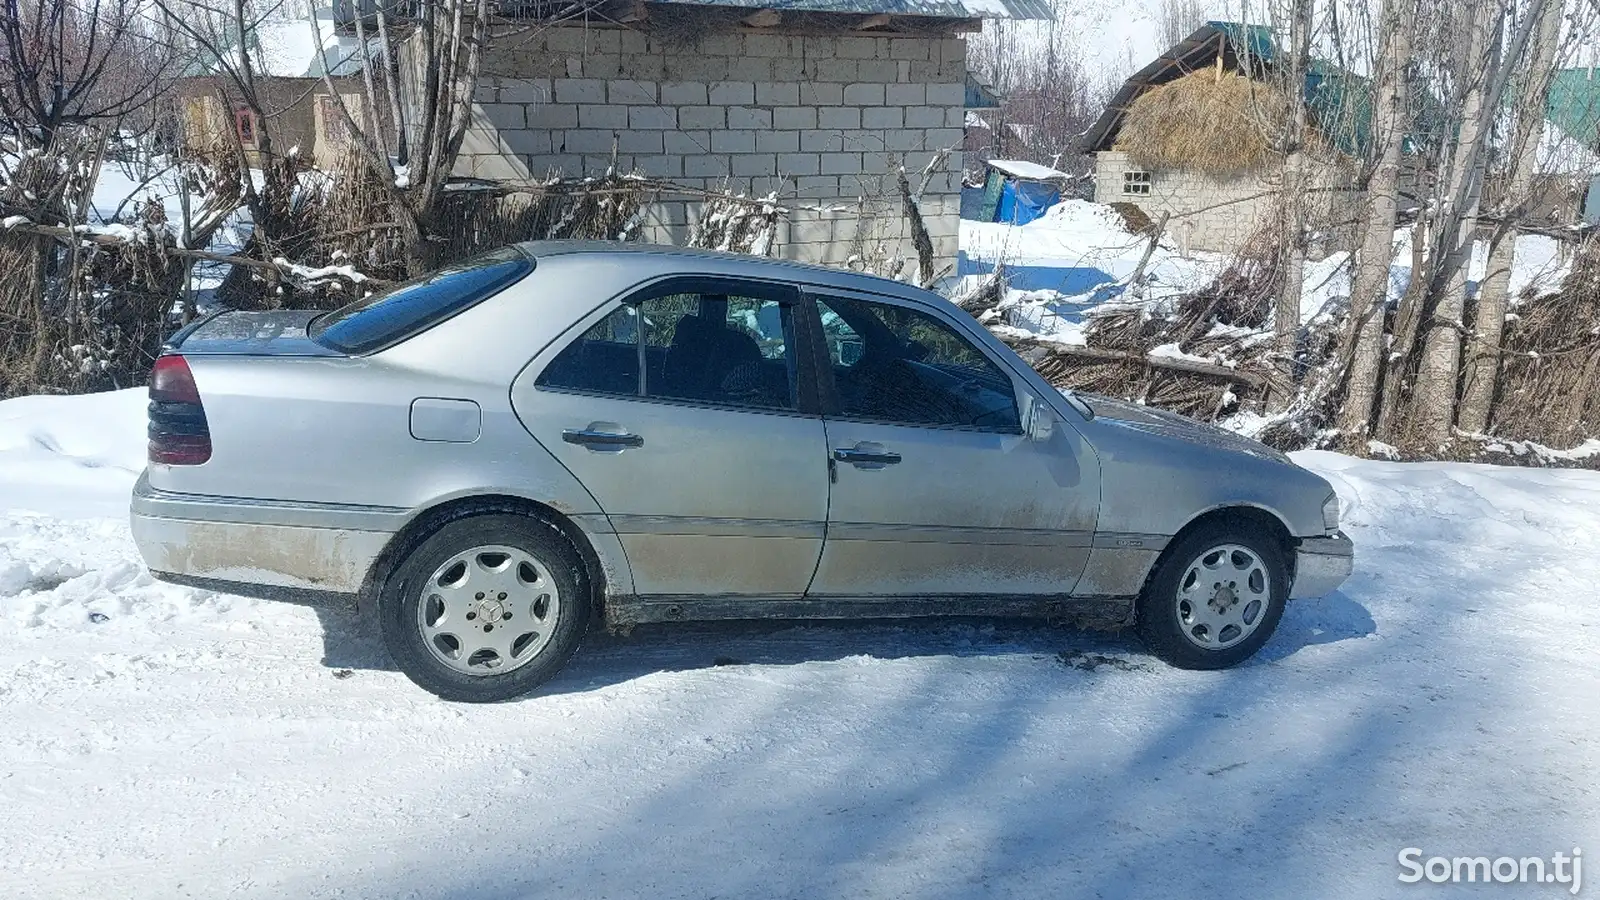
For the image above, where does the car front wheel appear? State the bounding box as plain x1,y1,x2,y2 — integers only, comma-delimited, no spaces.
1135,524,1288,669
380,514,590,702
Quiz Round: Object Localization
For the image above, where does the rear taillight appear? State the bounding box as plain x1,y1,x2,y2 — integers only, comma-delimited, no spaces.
148,355,212,465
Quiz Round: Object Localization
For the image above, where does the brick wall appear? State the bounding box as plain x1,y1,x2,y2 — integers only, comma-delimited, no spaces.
407,26,966,268
1092,150,1358,257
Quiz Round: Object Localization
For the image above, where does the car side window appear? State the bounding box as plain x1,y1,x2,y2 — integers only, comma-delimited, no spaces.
816,297,1021,431
538,291,798,412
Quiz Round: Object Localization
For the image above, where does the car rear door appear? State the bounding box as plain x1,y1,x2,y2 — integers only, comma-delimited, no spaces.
803,289,1099,599
512,277,829,601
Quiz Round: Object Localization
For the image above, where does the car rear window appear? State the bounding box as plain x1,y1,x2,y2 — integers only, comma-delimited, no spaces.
309,247,533,354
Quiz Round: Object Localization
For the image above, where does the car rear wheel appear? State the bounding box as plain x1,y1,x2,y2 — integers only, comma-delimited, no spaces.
380,514,589,702
1135,523,1288,670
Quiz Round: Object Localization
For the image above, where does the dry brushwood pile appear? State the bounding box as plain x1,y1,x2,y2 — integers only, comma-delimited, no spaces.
0,138,187,396
988,229,1600,464
0,135,797,398
1486,241,1600,447
993,224,1317,438
289,149,784,303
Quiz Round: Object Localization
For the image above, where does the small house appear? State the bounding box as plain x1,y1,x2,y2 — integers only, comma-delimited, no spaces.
1079,21,1365,255
173,4,378,168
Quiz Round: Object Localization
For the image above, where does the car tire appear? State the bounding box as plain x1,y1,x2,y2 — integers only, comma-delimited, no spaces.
1135,523,1289,670
379,514,590,702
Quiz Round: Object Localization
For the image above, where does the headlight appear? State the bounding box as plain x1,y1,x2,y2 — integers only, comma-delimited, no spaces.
1322,493,1340,533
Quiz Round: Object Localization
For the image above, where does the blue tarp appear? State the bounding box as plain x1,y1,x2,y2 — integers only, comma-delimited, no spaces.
995,180,1060,225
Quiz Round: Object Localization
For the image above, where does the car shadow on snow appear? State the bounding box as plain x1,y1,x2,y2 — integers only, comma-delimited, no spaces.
286,589,1413,900
305,591,1377,691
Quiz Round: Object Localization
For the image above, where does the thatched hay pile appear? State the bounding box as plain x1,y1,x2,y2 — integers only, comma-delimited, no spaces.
1490,240,1600,446
1116,70,1291,177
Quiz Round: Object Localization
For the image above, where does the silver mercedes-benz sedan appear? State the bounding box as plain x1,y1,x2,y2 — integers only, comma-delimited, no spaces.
130,242,1352,701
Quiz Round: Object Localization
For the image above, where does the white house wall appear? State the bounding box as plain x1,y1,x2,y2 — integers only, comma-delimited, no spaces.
1092,149,1360,256
403,27,967,268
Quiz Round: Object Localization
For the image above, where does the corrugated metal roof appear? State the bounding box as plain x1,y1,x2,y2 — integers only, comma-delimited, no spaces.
647,0,1052,20
1549,68,1600,150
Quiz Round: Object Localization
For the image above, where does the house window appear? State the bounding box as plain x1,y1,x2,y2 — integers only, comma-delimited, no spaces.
234,106,258,147
1122,170,1152,195
319,95,350,147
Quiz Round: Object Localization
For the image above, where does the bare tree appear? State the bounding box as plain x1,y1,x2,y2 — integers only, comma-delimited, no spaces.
0,0,178,150
967,9,1111,176
1158,0,1208,48
154,0,302,257
312,0,499,274
1337,0,1413,440
1409,0,1549,445
1269,0,1315,412
1457,0,1567,434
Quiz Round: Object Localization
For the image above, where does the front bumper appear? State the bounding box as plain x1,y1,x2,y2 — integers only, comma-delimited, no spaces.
130,472,398,595
1289,531,1354,599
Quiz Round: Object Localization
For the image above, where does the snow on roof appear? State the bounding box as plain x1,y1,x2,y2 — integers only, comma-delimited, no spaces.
181,4,369,79
965,110,991,130
985,159,1068,180
253,15,330,78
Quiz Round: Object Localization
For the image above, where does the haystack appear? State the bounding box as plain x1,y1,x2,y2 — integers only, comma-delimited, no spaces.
1115,70,1291,177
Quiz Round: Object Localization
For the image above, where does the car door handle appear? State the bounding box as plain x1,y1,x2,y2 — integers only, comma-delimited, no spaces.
562,428,644,450
833,446,901,467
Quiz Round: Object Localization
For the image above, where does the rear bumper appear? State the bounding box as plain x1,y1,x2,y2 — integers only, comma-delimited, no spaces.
130,472,399,595
1290,531,1354,599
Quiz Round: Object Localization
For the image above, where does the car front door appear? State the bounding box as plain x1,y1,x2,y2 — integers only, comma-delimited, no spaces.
513,277,828,601
803,290,1099,599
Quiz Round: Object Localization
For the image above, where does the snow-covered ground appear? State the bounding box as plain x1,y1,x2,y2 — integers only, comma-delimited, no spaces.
2,390,1598,899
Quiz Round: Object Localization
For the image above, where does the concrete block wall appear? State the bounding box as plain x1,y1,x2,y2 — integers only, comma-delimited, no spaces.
1091,150,1275,254
1092,150,1358,257
446,26,966,267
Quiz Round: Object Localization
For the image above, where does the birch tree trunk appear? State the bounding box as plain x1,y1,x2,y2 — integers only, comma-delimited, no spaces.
1337,0,1412,441
1411,0,1546,445
1376,215,1429,436
1457,0,1565,434
1410,3,1495,444
1270,0,1315,413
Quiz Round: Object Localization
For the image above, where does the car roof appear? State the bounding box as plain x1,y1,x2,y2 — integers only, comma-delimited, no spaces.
512,240,938,302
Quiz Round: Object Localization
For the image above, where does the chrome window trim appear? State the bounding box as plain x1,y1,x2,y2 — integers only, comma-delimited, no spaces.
534,384,824,421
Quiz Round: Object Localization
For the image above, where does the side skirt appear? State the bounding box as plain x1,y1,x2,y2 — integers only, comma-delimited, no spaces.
607,594,1135,631
151,570,357,609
